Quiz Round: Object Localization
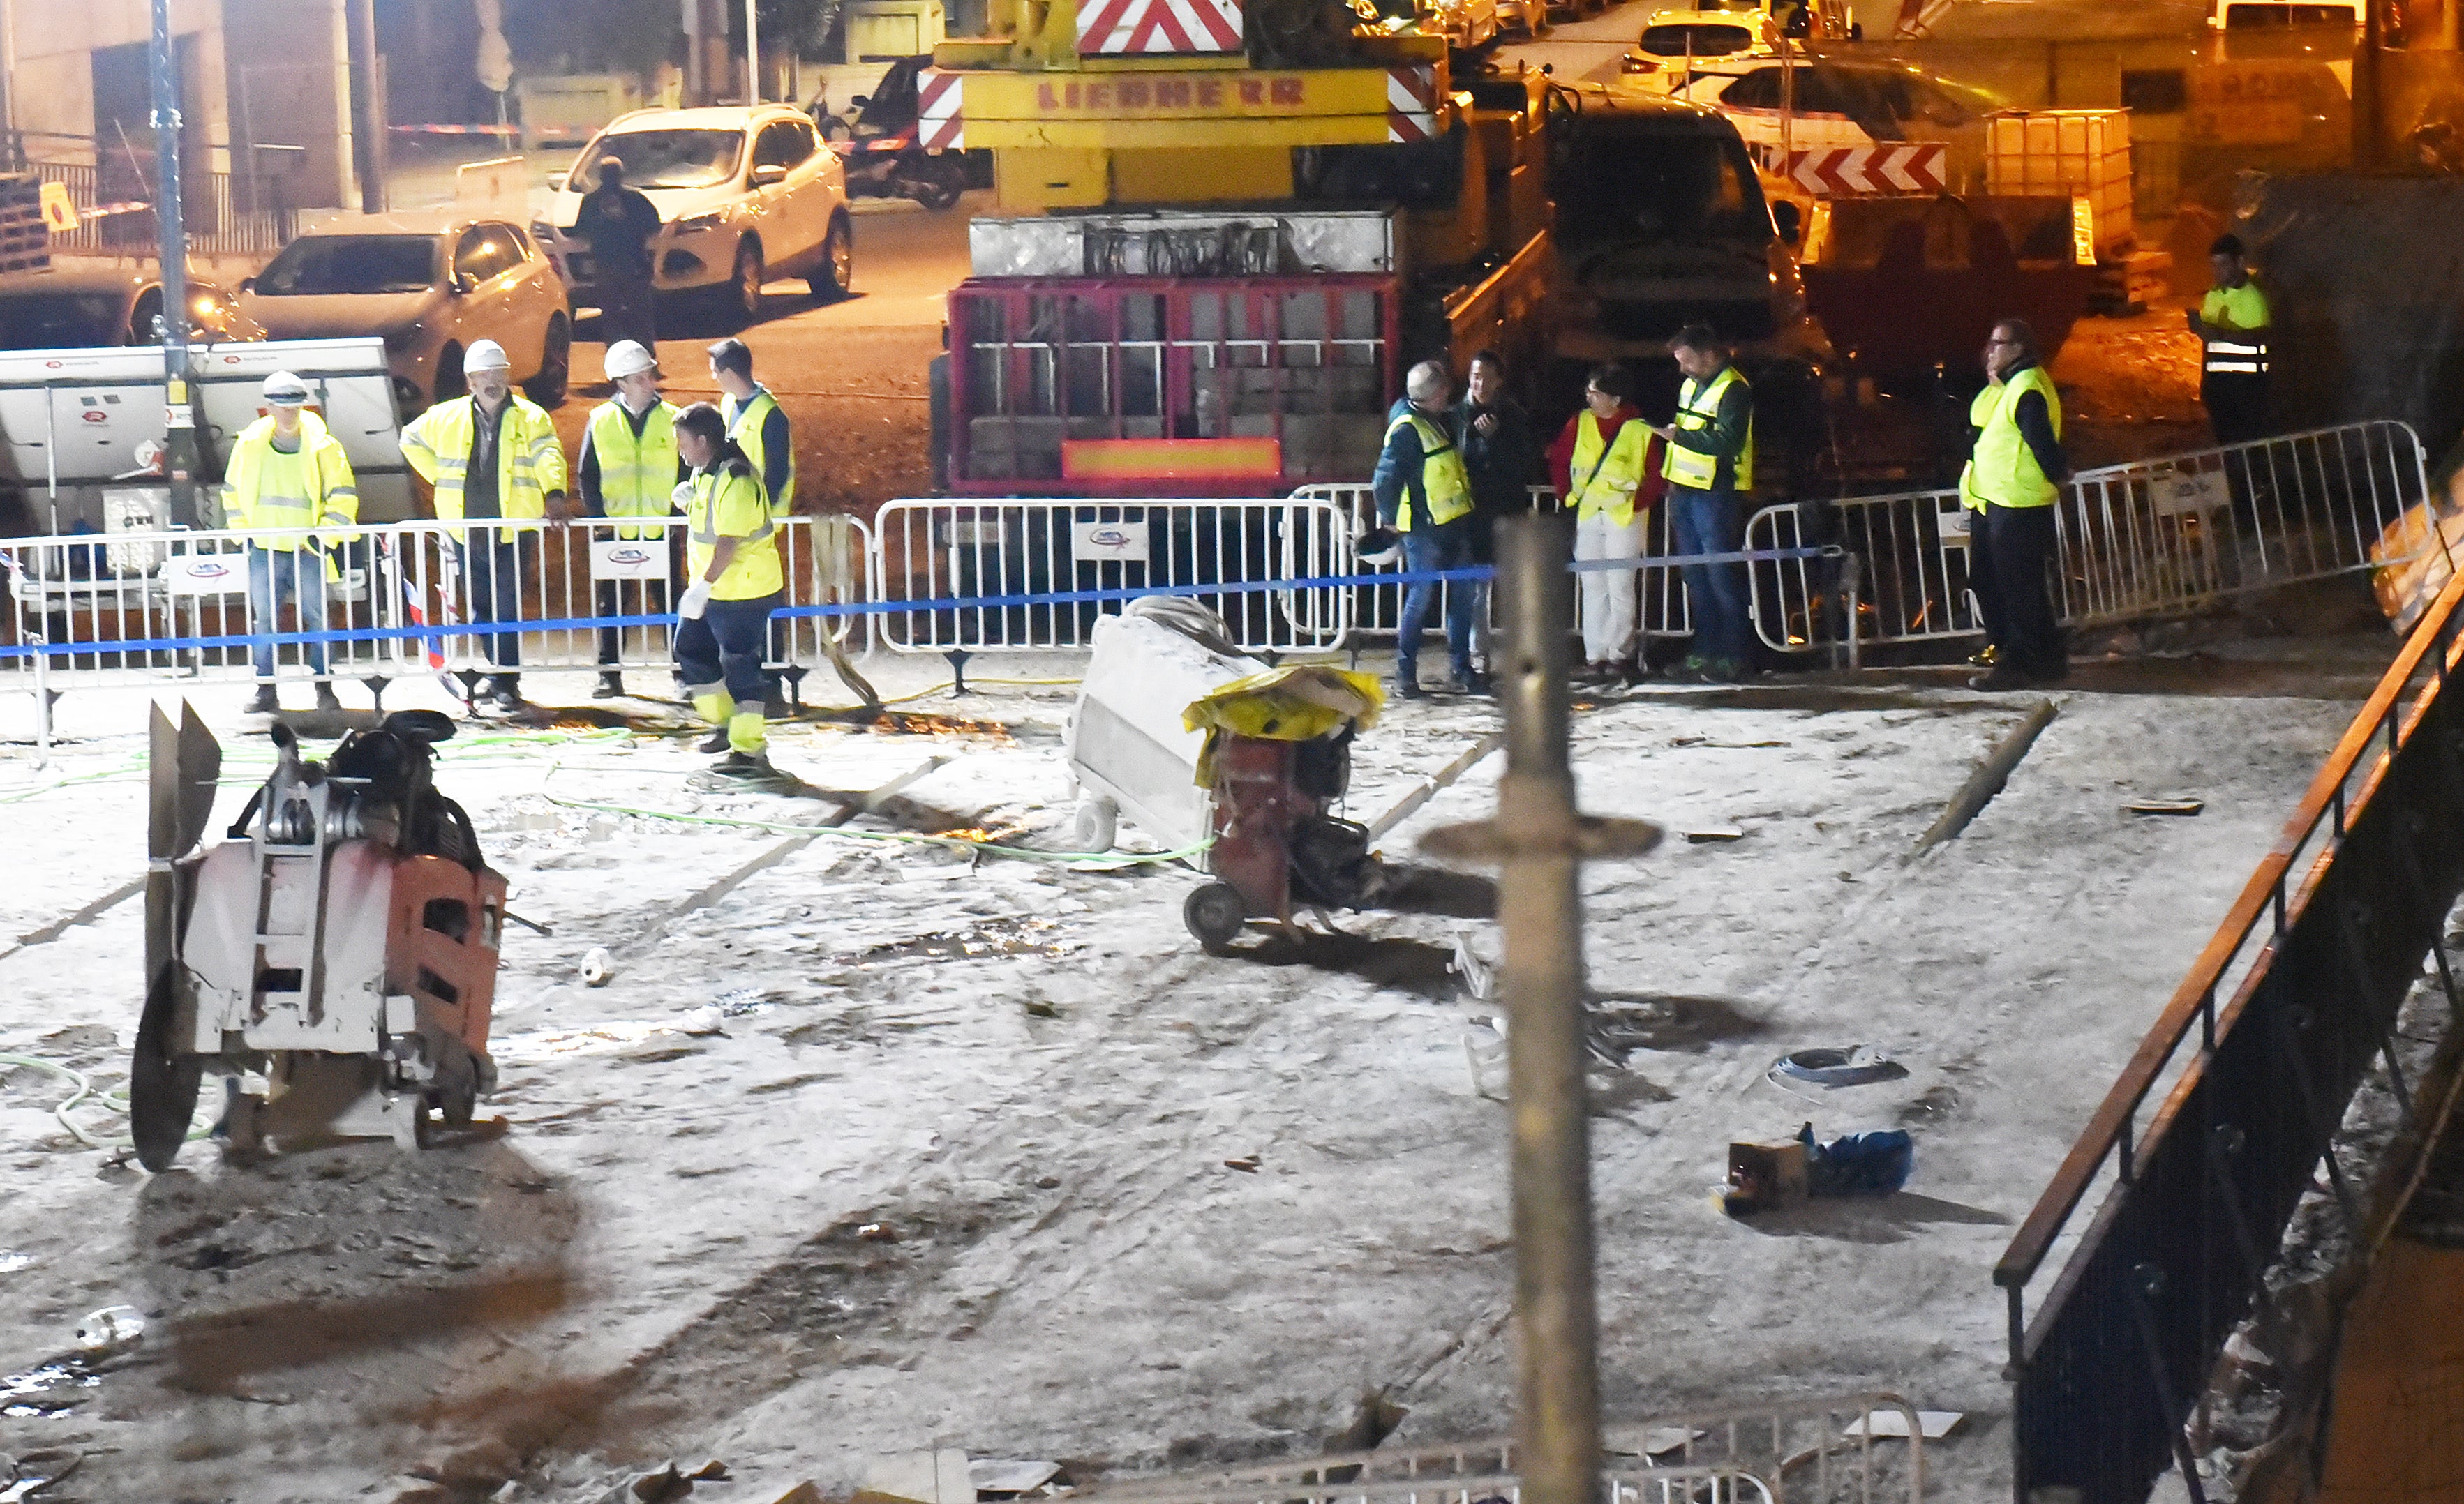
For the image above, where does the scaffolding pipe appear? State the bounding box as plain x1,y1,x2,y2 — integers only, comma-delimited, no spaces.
150,0,199,527
1424,515,1661,1504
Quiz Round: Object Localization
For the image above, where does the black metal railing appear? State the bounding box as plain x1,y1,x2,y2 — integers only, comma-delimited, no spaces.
1994,564,2464,1502
10,142,294,258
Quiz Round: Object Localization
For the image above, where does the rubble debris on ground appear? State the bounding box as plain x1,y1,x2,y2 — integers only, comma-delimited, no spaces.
1772,1047,1910,1090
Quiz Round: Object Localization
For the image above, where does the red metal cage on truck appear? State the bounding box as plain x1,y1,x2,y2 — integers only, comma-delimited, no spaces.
946,273,1402,497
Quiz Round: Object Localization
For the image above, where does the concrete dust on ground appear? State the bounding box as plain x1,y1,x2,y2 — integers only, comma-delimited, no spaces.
0,636,2386,1503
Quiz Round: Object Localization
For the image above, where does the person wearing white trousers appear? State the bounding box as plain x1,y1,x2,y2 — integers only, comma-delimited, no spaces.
1576,508,1648,665
1548,365,1660,679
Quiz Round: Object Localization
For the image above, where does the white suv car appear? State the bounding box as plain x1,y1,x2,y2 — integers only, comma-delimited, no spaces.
538,104,853,324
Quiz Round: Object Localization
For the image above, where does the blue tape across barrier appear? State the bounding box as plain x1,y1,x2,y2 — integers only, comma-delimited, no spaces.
0,546,1839,662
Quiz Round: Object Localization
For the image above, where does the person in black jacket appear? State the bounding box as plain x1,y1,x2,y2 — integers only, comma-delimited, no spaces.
1456,349,1540,676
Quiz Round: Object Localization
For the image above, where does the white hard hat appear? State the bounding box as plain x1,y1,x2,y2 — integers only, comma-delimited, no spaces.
604,340,657,380
261,370,311,405
464,339,512,373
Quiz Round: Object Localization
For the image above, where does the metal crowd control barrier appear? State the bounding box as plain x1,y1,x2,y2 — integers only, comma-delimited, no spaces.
2056,419,2432,626
1,523,406,685
1,515,874,725
1290,483,1696,647
1993,564,2464,1503
870,497,1352,654
1082,1392,1923,1504
1745,421,2438,658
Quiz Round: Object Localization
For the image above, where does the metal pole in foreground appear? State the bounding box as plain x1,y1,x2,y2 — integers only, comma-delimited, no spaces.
1424,516,1660,1504
150,0,200,527
745,0,762,103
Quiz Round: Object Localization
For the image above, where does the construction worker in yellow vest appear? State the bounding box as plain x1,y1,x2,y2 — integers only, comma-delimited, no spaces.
711,335,798,716
222,370,359,716
1370,359,1481,699
2189,232,2271,447
399,339,572,712
1551,363,1658,682
1647,324,1758,682
1964,317,2071,690
671,403,788,780
576,339,684,700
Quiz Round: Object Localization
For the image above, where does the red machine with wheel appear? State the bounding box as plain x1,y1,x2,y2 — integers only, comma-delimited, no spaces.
1178,675,1387,950
132,703,508,1168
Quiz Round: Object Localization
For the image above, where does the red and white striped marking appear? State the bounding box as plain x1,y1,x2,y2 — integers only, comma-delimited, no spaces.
1387,64,1438,143
1784,144,1946,197
918,68,964,151
1075,0,1242,54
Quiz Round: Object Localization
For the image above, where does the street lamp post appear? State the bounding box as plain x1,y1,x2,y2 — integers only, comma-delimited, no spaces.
150,0,200,527
746,0,761,103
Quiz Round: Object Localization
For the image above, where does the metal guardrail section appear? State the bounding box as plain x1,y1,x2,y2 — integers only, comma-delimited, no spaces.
870,497,1351,654
1080,1393,1922,1504
1749,421,2437,656
1992,564,2464,1503
2056,419,2433,628
1,515,874,695
1290,482,1696,646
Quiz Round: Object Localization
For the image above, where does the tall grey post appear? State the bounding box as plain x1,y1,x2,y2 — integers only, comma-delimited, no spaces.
1425,514,1660,1504
151,0,199,526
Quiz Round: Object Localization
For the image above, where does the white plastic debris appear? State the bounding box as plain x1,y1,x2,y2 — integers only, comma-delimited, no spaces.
1842,1410,1962,1439
863,1449,971,1504
72,1304,144,1355
581,947,614,987
970,1459,1061,1495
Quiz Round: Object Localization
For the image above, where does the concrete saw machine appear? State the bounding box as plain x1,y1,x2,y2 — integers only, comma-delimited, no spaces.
132,702,508,1169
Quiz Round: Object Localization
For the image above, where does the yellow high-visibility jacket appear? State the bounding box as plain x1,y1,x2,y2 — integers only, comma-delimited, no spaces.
1567,410,1651,527
221,411,360,571
400,393,567,534
583,398,681,539
684,457,784,600
1662,365,1755,492
1384,412,1474,532
1965,366,2063,510
724,386,797,518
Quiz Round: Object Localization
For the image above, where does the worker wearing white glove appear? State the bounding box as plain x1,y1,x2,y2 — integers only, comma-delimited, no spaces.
669,403,786,776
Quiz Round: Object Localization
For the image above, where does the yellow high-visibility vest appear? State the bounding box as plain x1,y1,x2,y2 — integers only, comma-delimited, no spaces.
1967,364,2063,510
2200,281,2271,375
1662,365,1755,492
1958,384,1998,513
222,412,360,569
400,394,567,535
724,386,796,518
685,458,784,600
586,398,681,539
1567,411,1650,528
1385,412,1473,532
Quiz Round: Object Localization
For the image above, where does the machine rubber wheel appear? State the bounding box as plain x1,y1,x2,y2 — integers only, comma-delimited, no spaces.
728,238,766,327
440,1065,479,1131
910,158,964,212
524,315,571,407
1072,796,1118,852
1184,882,1246,951
809,214,853,301
129,965,202,1173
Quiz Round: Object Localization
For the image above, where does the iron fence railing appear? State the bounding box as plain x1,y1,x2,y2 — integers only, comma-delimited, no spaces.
1992,563,2464,1503
1082,1392,1925,1504
19,157,294,258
